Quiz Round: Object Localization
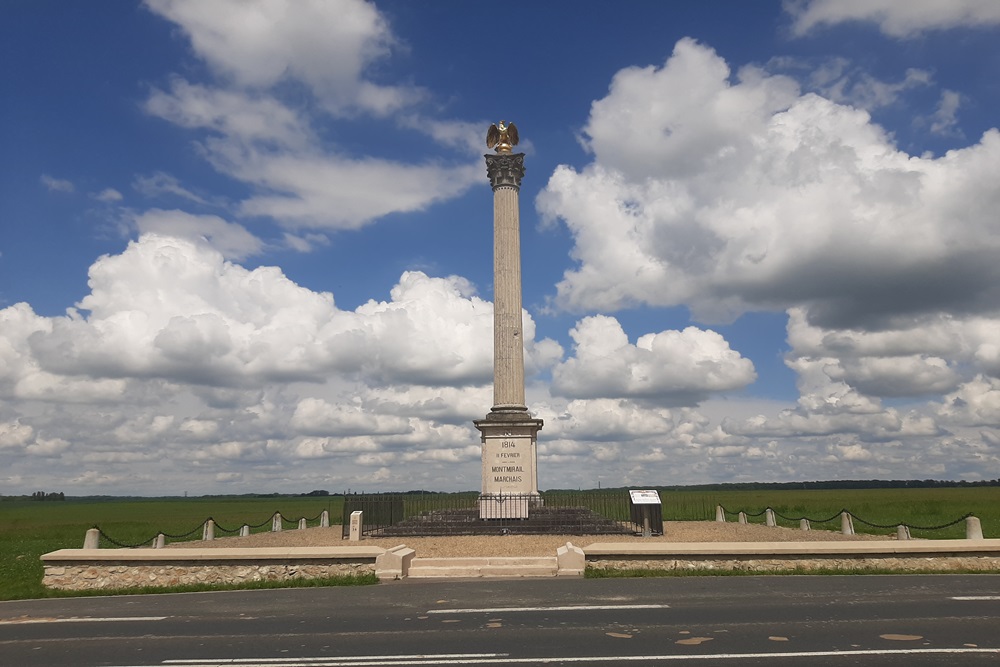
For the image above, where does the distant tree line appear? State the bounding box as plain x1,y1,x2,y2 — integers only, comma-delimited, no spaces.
551,479,1000,493
31,491,65,501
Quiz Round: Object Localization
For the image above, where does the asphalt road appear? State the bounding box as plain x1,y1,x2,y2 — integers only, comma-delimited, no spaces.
1,575,999,666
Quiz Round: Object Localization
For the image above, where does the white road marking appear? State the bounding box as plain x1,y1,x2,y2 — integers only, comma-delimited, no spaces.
164,657,504,664
426,604,670,614
951,596,1000,601
116,647,1000,666
0,616,167,625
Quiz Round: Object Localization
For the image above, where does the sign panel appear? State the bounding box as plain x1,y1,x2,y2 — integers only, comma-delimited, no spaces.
629,489,661,505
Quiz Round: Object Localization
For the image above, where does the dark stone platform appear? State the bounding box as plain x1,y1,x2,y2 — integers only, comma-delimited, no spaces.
374,506,634,537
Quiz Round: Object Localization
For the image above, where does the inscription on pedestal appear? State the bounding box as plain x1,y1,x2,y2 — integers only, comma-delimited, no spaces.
482,434,533,494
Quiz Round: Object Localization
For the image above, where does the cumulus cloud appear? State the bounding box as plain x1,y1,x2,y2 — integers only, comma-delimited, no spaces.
134,209,264,260
784,307,1000,397
144,0,419,115
551,315,756,404
934,376,1000,427
16,234,556,390
538,38,1000,330
787,0,1000,37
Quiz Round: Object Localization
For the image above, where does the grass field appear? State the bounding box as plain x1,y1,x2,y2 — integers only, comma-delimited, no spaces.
1,487,997,601
0,496,342,601
660,487,1000,538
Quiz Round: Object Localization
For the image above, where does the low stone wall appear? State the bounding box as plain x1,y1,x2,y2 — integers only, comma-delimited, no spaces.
41,546,387,591
583,539,1000,574
588,556,1000,573
44,560,374,591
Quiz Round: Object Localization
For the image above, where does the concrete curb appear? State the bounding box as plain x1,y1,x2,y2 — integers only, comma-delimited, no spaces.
583,539,1000,557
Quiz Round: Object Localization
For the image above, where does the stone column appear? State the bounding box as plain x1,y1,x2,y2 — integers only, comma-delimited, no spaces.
488,153,527,413
475,152,543,517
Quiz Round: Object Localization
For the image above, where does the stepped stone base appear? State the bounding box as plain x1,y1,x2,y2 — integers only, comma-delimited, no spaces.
375,506,633,537
408,556,559,578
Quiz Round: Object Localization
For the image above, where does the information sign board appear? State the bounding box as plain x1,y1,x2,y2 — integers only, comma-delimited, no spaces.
629,489,661,505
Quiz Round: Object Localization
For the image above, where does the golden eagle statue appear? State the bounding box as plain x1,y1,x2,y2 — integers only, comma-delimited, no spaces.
486,120,519,153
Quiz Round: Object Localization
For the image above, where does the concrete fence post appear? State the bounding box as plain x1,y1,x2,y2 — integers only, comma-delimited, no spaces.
896,525,911,540
966,516,984,540
240,524,250,537
738,511,747,524
715,505,725,522
556,542,586,577
298,518,307,530
374,544,416,580
841,512,855,536
320,510,330,528
349,510,363,541
154,533,166,549
202,519,215,541
800,519,810,531
83,528,100,549
272,513,282,532
765,509,776,527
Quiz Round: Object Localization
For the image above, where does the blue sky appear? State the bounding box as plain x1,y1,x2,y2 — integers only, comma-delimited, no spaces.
2,1,999,495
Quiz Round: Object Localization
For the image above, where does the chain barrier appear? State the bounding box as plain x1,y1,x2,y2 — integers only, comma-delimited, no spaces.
210,517,241,534
851,512,972,531
92,508,329,548
246,514,278,530
94,526,156,549
719,506,768,518
159,523,208,540
771,508,845,524
721,506,973,532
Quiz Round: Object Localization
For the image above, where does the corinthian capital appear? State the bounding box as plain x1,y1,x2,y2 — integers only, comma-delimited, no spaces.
485,153,525,190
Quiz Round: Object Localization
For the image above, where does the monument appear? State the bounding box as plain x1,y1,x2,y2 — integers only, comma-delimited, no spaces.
475,121,543,518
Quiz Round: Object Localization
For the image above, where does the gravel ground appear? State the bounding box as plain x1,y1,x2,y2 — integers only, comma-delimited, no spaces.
170,521,891,558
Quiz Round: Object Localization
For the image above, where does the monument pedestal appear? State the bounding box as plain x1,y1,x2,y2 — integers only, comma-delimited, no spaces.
475,411,542,519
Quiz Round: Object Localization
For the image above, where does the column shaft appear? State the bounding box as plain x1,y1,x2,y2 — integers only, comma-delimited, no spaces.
492,185,525,410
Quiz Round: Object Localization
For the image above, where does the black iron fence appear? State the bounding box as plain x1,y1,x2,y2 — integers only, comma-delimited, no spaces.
341,492,642,537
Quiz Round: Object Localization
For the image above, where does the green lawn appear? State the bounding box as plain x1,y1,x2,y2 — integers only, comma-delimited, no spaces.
660,486,1000,539
0,496,343,601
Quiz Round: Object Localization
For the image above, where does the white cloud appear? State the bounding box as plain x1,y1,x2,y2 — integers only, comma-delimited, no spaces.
145,80,312,150
133,171,214,206
785,307,1000,398
40,174,74,193
134,209,264,260
95,188,124,202
0,420,33,450
232,152,480,231
538,39,1000,330
290,397,411,437
929,90,963,135
934,376,1000,427
17,234,560,390
797,57,931,111
551,315,756,404
787,0,1000,37
0,234,561,449
144,79,481,232
144,0,419,116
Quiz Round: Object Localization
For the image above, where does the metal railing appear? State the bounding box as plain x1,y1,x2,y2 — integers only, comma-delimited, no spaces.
342,492,642,537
